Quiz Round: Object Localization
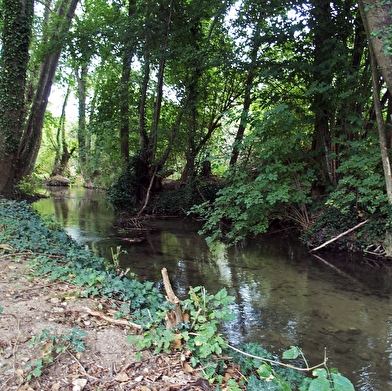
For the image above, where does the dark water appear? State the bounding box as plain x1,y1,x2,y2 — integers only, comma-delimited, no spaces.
33,187,392,391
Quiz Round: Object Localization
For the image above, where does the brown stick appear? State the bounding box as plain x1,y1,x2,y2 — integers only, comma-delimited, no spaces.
309,219,369,253
161,267,183,327
84,307,142,332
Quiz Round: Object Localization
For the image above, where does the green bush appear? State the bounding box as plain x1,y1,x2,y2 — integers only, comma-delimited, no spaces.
191,104,315,244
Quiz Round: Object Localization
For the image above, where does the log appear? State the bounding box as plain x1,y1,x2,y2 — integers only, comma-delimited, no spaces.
309,219,369,253
161,267,183,327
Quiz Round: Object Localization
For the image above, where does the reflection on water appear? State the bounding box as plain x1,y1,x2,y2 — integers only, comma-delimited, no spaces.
34,187,392,390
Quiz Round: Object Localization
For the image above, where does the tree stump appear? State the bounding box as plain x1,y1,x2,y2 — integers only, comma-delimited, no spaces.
161,267,184,328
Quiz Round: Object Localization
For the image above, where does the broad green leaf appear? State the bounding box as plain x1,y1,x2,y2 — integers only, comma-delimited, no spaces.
282,346,301,360
331,373,355,391
308,377,332,391
257,363,273,378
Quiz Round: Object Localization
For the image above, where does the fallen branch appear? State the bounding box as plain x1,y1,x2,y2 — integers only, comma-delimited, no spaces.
84,307,142,332
309,219,369,253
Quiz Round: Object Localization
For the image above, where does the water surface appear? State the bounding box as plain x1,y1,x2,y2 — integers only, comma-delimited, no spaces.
34,186,392,390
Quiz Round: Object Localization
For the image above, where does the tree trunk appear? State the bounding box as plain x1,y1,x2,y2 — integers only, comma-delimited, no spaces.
0,0,34,198
15,0,79,181
147,0,173,163
359,0,392,257
138,0,151,152
359,0,392,96
309,0,336,186
119,0,136,166
51,86,70,176
359,0,392,204
230,23,261,166
75,64,88,177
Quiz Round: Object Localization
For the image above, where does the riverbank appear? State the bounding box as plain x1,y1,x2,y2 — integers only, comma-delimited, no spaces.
0,200,213,390
0,199,355,390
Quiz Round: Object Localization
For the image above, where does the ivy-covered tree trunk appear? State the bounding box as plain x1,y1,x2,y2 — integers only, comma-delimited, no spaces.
0,0,34,198
15,0,79,182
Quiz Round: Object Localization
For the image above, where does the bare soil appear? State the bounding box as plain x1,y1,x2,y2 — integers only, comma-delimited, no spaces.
0,255,213,391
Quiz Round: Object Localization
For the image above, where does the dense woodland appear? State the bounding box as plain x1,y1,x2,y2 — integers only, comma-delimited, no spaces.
1,0,392,253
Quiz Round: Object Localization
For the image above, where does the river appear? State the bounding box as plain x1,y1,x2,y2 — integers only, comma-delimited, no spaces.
33,186,392,391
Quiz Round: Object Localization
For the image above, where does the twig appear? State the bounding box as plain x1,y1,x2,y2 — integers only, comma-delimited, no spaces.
13,282,60,291
227,344,327,372
83,307,142,332
0,251,64,260
309,220,369,252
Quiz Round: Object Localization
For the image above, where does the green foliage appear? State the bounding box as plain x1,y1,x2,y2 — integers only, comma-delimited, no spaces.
0,199,165,324
309,368,354,391
107,155,148,211
26,327,86,379
303,204,359,250
181,287,235,365
192,105,315,244
15,173,44,198
107,168,136,211
128,286,236,380
152,180,223,215
326,139,387,215
229,343,354,391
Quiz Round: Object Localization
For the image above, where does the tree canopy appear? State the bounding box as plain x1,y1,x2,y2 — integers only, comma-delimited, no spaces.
1,0,392,250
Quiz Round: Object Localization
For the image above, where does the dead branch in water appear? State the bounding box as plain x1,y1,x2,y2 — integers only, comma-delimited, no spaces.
309,219,369,253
